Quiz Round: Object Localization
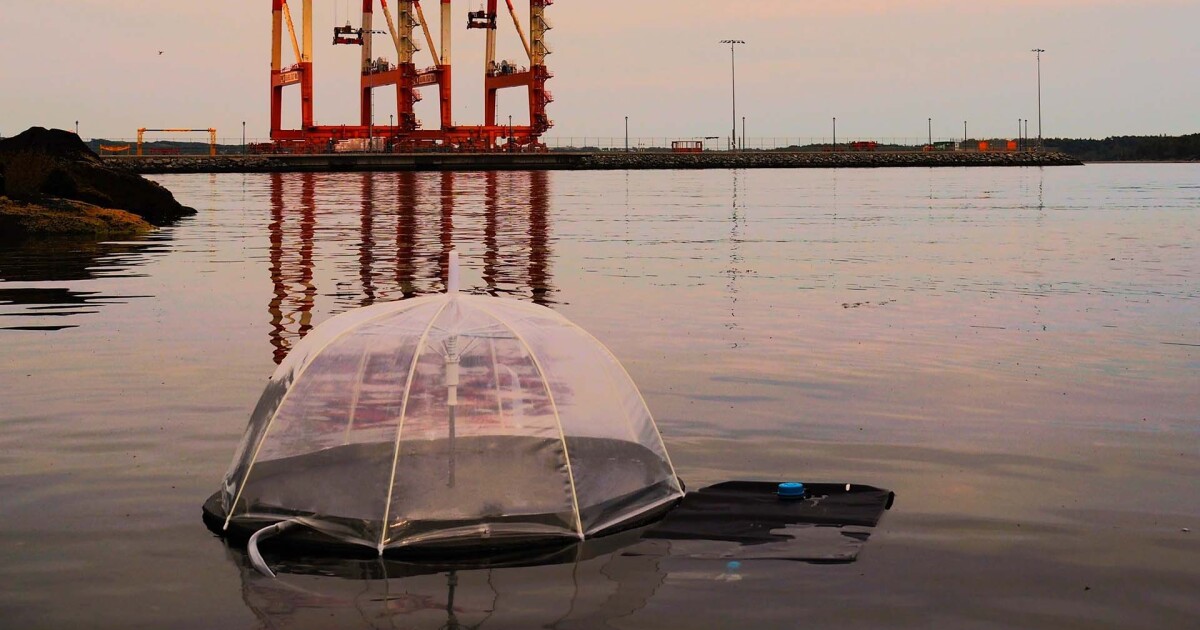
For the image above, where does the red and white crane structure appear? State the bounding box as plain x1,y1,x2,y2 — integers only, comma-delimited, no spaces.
269,0,553,152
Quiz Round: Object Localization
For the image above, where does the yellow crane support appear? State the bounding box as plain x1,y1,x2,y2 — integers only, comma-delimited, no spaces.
282,0,303,64
413,0,440,66
379,0,403,58
137,128,218,157
504,0,531,62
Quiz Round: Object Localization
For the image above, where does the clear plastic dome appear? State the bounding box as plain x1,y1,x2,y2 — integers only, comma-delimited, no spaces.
220,289,682,553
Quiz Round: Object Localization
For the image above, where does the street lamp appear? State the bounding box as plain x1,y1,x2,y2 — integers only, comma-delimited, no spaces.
832,117,837,149
928,117,932,147
719,39,745,151
625,116,629,152
1032,48,1045,150
242,121,246,154
75,120,79,136
742,116,746,151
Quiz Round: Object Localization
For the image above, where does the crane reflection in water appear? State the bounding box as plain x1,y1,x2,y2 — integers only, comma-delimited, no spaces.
266,170,554,364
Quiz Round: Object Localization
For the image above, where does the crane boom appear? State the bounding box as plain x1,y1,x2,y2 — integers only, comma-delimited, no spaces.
281,0,303,65
379,0,403,57
504,0,531,62
413,0,440,66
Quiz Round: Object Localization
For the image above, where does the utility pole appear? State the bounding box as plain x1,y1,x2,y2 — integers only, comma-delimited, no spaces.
963,121,967,143
75,121,79,136
833,117,837,149
242,121,246,154
928,117,932,147
720,40,745,151
625,116,629,152
1032,49,1045,150
742,116,746,151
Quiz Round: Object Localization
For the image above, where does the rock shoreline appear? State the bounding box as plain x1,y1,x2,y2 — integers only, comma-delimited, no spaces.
0,196,151,240
105,150,1082,174
0,127,194,240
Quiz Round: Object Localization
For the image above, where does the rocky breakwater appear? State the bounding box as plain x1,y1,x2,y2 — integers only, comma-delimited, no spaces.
105,155,280,175
0,127,195,240
577,150,1083,170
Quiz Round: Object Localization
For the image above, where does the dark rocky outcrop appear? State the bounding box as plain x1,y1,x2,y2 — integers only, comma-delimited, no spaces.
0,127,195,226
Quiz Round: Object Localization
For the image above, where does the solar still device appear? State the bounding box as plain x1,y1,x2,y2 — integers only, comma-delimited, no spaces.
204,254,684,561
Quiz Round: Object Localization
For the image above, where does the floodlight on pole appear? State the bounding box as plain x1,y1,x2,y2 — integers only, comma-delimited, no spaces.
1032,48,1045,151
720,39,745,152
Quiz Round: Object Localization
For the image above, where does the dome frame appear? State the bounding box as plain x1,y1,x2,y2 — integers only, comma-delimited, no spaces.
214,260,682,556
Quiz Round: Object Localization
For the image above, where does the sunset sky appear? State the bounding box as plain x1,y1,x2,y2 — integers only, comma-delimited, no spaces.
2,0,1197,143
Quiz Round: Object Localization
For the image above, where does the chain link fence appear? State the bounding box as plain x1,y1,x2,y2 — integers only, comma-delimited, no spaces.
75,135,1032,156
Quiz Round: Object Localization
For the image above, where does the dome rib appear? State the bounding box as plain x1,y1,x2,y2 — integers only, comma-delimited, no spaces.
555,317,682,494
223,301,432,532
472,299,586,540
378,299,454,553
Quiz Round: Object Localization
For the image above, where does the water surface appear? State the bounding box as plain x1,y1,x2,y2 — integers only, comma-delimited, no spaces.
1,164,1197,628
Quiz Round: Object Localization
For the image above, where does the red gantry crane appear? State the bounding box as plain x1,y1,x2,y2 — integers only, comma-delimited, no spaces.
268,0,553,153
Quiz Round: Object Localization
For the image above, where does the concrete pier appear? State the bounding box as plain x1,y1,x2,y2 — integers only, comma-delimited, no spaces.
105,150,1082,174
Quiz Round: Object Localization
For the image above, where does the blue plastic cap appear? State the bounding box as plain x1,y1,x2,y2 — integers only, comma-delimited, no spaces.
777,482,806,498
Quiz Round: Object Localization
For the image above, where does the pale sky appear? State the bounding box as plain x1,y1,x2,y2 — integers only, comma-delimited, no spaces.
1,0,1197,143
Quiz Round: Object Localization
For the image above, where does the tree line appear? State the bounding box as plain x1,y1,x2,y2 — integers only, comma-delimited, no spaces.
1047,134,1200,161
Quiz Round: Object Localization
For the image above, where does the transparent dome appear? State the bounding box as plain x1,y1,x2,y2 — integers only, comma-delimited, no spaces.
219,289,682,553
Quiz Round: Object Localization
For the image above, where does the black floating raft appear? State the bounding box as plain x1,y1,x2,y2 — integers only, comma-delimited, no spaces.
205,480,894,574
639,481,895,563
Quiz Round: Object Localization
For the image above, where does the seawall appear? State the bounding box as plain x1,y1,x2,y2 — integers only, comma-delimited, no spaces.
104,150,1082,174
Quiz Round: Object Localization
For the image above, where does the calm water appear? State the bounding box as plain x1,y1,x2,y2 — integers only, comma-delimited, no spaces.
1,165,1197,628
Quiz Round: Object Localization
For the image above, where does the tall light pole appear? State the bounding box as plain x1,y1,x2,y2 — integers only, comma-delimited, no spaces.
832,117,837,149
928,117,932,147
1032,48,1045,151
742,116,746,151
242,121,246,154
75,120,79,136
625,116,629,152
720,39,745,151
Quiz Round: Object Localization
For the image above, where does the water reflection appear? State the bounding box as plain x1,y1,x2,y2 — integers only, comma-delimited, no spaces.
267,173,317,364
0,236,167,330
266,171,555,364
229,535,669,629
726,170,744,346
